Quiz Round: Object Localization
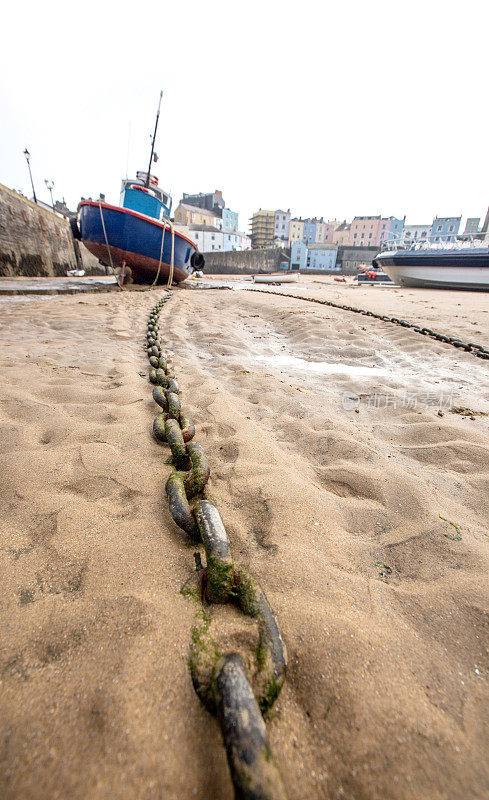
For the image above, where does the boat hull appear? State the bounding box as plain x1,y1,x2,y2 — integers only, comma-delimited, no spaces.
78,201,201,284
373,248,489,291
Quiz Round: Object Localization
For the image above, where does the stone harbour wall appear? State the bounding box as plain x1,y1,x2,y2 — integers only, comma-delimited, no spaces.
0,183,103,277
203,248,288,275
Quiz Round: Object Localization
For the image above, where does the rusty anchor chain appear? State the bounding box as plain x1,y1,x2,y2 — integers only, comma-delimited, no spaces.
247,288,489,361
145,293,288,800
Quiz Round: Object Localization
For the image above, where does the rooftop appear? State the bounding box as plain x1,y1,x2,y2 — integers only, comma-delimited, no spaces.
188,224,221,232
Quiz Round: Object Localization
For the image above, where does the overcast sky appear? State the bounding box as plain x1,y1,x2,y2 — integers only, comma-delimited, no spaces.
2,0,487,231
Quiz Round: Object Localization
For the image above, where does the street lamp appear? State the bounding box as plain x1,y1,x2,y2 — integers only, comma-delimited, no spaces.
23,148,37,204
45,179,55,212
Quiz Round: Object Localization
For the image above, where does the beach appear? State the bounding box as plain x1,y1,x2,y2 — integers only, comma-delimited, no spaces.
1,279,489,800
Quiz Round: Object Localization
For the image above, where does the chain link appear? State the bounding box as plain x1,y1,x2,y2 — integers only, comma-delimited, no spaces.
145,293,288,800
248,289,489,360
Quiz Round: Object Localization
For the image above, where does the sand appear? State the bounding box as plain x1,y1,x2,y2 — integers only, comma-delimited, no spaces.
1,281,488,800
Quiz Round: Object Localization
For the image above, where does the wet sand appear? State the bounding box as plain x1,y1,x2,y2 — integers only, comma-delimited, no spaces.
1,282,489,799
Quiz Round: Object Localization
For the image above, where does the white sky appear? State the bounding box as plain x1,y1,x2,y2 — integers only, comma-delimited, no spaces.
1,0,488,231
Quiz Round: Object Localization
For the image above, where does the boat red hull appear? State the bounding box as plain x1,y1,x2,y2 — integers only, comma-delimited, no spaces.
78,201,202,284
82,241,190,284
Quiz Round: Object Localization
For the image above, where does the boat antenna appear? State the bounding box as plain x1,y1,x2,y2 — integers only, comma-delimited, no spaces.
145,90,163,187
125,121,131,178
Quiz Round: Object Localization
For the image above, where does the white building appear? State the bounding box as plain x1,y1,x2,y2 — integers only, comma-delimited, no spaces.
274,209,291,241
401,224,431,245
174,224,223,252
174,224,251,253
223,230,252,251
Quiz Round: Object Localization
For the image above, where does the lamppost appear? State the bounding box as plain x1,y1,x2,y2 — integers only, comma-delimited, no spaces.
23,148,37,204
45,179,55,212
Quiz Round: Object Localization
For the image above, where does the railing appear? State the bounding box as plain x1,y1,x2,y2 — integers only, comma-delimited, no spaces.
379,234,488,252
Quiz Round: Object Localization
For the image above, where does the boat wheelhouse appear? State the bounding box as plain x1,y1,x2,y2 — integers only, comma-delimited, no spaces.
120,171,172,221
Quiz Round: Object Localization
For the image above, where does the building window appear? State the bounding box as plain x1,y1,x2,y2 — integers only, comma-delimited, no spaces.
449,225,454,231
437,225,442,231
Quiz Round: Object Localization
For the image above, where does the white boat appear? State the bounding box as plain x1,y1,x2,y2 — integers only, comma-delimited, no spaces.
373,239,489,291
253,273,299,284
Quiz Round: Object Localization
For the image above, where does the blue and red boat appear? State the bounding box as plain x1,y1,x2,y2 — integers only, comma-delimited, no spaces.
73,93,204,285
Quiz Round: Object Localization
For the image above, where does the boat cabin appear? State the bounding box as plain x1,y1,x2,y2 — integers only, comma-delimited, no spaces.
120,171,172,221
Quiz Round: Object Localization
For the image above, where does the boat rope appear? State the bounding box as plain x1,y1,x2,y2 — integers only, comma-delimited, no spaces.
166,221,175,288
98,201,120,288
246,288,489,361
151,222,166,287
145,295,288,799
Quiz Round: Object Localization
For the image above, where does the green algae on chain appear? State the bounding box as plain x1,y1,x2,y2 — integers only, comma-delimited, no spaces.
184,444,210,495
165,418,189,470
213,654,289,800
194,500,234,604
153,411,168,442
233,567,287,714
146,293,288,798
179,413,195,443
185,583,222,710
167,391,181,419
184,569,287,716
153,385,169,410
166,472,201,540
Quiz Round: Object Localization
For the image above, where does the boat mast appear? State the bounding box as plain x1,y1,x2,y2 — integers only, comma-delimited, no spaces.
145,90,163,187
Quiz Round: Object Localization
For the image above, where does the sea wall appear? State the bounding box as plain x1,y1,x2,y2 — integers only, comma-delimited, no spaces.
203,248,288,275
0,183,103,277
202,245,379,276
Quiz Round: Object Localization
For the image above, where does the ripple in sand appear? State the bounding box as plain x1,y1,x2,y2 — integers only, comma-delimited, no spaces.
255,353,388,377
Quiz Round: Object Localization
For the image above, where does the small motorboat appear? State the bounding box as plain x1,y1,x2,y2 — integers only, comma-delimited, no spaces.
72,92,204,285
355,265,393,284
373,240,489,290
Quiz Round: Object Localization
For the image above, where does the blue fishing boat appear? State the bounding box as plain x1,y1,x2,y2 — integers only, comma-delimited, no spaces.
73,92,204,284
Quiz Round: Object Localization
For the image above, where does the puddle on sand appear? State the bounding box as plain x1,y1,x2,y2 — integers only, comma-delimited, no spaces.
255,353,388,377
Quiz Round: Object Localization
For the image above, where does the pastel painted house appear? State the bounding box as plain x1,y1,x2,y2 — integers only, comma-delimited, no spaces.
291,241,338,271
429,216,461,242
288,218,305,245
306,243,339,271
378,216,405,246
222,208,239,231
302,220,317,244
290,240,308,269
315,220,335,243
349,216,381,246
274,209,291,241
